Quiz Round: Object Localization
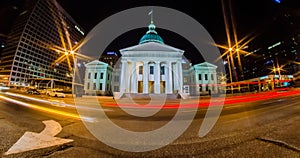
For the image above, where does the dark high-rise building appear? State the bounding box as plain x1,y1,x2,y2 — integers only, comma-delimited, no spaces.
236,0,300,80
0,34,7,54
242,35,299,80
0,33,7,84
0,0,85,86
99,52,119,67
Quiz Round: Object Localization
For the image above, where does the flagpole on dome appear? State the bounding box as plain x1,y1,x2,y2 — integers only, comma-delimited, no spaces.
148,9,153,24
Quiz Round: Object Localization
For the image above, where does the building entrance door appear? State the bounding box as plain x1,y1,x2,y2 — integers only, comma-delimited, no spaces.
138,81,143,93
160,81,165,93
148,81,154,93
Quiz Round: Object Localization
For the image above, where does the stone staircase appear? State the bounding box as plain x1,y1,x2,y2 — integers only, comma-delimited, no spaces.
121,93,181,100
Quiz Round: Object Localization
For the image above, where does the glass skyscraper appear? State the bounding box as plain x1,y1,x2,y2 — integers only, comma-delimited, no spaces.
0,0,85,86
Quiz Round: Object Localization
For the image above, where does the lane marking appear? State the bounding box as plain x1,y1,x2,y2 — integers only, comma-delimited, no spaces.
4,120,73,155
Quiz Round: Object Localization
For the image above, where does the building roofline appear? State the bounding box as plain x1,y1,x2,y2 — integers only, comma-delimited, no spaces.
51,0,85,32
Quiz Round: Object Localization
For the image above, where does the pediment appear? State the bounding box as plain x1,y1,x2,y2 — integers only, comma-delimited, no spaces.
84,60,109,67
193,62,217,68
120,42,184,54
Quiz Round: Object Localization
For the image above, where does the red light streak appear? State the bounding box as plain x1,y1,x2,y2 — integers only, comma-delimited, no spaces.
103,89,300,109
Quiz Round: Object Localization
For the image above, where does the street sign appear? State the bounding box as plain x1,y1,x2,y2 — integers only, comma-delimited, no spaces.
4,120,73,155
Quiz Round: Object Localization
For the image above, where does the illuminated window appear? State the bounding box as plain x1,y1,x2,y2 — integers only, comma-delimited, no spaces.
184,77,188,83
139,66,143,74
160,66,165,75
93,83,96,90
114,86,119,92
150,66,154,74
100,83,103,90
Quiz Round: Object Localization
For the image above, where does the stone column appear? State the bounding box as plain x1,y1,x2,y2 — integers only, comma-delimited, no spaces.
177,60,183,93
154,61,160,94
120,60,127,93
166,61,173,94
143,61,148,93
126,62,131,93
173,62,178,91
131,61,137,93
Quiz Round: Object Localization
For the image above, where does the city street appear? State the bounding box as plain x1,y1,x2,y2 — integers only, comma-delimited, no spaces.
0,90,299,157
0,0,299,157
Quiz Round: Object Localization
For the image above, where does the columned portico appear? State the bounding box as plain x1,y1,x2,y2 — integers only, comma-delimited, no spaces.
118,20,185,97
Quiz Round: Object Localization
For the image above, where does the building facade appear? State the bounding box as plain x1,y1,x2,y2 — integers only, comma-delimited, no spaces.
83,20,219,98
182,60,219,96
115,21,186,99
193,62,218,95
84,60,113,96
0,34,7,85
110,21,219,99
0,0,85,86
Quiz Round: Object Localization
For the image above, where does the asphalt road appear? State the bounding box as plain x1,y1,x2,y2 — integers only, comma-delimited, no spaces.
0,91,300,158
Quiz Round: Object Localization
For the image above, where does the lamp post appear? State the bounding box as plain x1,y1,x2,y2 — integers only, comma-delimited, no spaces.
235,46,244,81
226,54,234,94
219,72,227,94
64,51,76,97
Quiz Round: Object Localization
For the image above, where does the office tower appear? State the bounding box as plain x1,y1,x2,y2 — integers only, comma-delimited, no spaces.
0,0,85,86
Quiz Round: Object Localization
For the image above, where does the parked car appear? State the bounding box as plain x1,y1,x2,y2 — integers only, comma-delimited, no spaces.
47,89,66,98
0,85,10,92
38,89,49,94
26,88,40,95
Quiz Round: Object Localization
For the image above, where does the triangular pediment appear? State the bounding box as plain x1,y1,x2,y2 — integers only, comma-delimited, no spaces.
193,62,217,69
120,42,184,54
84,60,109,67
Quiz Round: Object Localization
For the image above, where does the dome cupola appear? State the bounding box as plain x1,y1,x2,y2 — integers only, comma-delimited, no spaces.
139,13,164,44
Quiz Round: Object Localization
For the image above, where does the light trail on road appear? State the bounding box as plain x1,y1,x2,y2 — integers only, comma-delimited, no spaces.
0,95,95,122
101,89,300,109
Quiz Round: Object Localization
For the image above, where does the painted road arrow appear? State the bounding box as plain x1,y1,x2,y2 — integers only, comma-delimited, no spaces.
4,120,73,155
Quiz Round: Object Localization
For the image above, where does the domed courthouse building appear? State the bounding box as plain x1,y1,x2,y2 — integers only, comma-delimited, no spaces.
84,20,220,99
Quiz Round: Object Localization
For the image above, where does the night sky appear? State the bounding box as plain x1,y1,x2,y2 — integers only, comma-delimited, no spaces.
55,0,298,64
1,0,299,64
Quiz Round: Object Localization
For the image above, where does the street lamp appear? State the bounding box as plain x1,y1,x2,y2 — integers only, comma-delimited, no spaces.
217,0,258,94
219,72,227,93
269,62,286,89
225,54,234,94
